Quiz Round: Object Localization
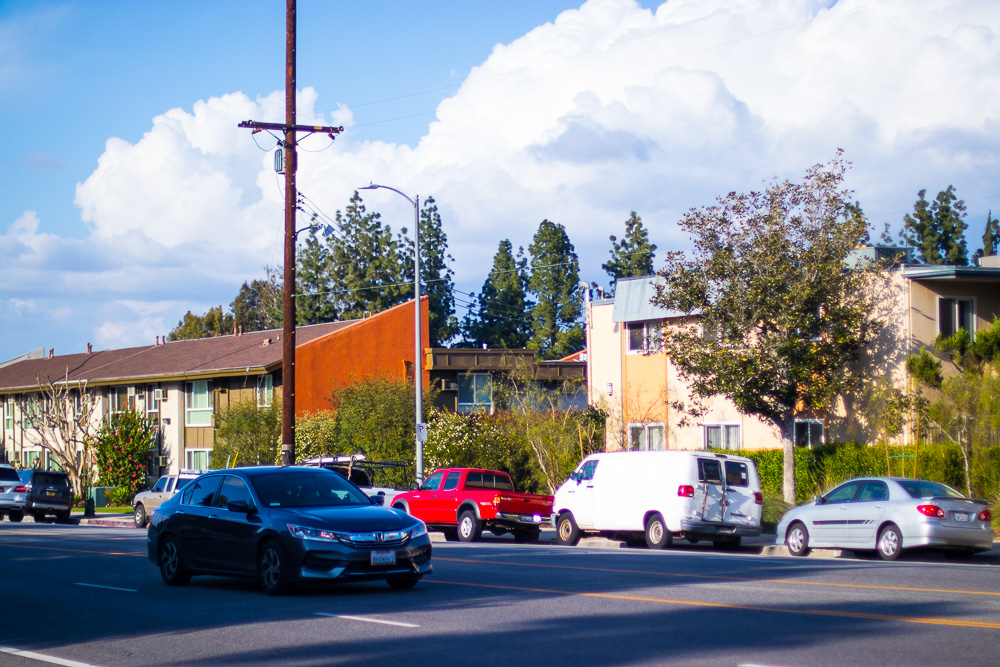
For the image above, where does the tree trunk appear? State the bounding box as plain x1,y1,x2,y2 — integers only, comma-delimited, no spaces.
782,418,796,505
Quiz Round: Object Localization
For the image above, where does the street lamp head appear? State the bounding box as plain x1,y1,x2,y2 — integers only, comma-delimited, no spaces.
359,183,380,190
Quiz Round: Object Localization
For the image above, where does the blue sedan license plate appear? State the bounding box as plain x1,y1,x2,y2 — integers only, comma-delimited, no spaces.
371,550,396,566
954,512,969,522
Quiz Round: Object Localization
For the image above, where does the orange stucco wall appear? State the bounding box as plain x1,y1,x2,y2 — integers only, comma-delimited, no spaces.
294,297,430,415
621,343,669,426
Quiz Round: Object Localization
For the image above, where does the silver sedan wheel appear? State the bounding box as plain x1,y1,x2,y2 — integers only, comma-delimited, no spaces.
878,525,902,561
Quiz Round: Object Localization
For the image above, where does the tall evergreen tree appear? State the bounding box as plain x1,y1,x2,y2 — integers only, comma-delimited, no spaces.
168,306,234,341
231,277,282,333
973,210,999,263
462,240,533,349
602,211,657,293
900,186,968,265
329,192,408,319
528,220,584,359
295,229,337,325
400,196,457,347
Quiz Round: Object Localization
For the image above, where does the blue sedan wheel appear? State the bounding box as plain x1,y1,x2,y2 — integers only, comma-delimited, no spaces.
159,536,191,586
259,539,291,595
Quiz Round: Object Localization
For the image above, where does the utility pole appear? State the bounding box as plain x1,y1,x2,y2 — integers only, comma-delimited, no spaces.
237,0,343,466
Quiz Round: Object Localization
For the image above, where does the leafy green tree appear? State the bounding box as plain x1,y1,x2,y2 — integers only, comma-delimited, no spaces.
329,192,409,319
652,155,882,503
231,273,282,332
462,240,533,348
602,211,657,293
528,220,584,359
296,229,338,325
900,186,968,265
168,305,234,341
974,210,999,263
210,399,280,468
96,411,157,502
400,196,457,346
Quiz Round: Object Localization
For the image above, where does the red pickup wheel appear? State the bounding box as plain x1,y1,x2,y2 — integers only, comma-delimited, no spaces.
457,510,482,542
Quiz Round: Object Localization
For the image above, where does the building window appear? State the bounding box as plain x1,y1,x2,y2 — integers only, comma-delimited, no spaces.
257,375,273,407
628,423,665,451
186,449,210,471
458,373,492,413
110,386,136,413
939,297,974,338
704,424,740,451
627,321,662,353
23,450,41,469
4,398,13,431
795,419,824,448
185,381,213,427
146,384,161,413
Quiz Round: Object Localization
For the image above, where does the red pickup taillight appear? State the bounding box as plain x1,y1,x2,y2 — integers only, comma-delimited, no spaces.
753,492,763,505
917,505,945,517
678,485,694,497
979,509,992,522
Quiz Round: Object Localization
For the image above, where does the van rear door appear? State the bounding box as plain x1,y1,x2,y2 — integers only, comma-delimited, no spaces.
721,460,758,526
696,458,725,522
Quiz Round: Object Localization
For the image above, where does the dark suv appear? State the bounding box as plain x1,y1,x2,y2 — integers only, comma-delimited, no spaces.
18,469,74,522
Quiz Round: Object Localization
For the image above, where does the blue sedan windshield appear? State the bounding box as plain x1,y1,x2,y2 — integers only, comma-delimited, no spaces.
252,470,370,508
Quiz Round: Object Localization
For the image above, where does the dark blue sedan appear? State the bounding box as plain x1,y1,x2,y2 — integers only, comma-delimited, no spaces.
146,466,432,594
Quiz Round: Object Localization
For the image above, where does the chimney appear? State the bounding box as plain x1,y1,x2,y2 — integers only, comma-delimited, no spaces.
87,342,92,354
156,336,160,346
49,348,54,358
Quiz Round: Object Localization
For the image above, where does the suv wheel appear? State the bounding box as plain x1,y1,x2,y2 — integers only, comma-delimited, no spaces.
33,511,46,523
9,510,23,523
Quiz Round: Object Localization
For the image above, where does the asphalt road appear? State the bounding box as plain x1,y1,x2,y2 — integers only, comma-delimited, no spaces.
1,522,999,666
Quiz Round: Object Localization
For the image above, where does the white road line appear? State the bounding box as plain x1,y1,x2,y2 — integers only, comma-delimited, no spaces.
315,613,419,628
74,583,137,592
0,646,101,667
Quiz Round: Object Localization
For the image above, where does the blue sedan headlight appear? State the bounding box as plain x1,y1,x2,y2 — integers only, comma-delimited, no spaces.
409,521,427,539
287,524,343,543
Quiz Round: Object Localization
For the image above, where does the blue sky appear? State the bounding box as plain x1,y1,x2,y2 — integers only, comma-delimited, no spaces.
2,0,999,361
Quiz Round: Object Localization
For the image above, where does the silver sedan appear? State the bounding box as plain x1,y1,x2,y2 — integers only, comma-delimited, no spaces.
776,477,995,560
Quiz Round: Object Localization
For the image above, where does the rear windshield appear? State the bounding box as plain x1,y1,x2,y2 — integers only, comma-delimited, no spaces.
897,480,964,499
464,472,513,491
34,472,70,488
176,477,195,491
0,468,20,482
252,469,370,508
724,461,749,487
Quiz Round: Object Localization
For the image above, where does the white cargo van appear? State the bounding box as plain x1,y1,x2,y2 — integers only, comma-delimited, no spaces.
551,451,762,549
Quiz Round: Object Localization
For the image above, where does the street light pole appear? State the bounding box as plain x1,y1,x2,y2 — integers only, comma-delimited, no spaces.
359,184,424,483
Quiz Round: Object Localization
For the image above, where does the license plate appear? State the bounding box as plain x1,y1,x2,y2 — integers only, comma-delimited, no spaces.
954,512,969,522
371,550,396,566
46,491,56,496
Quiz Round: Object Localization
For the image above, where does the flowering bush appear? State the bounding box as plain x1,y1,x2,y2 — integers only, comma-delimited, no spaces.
96,410,156,502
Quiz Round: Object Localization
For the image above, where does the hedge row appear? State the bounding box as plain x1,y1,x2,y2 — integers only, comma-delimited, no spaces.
732,441,1000,504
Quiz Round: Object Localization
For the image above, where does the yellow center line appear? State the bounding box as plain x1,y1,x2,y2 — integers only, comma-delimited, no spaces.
436,556,1000,598
0,543,145,557
430,579,1000,630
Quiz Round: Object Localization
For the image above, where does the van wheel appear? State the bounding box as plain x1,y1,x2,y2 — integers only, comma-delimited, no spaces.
645,513,672,549
556,512,581,546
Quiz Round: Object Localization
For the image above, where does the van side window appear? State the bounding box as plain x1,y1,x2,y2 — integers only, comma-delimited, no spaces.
724,462,749,487
698,459,723,485
580,459,598,481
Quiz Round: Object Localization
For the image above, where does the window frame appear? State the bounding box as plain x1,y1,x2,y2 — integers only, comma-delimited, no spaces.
457,373,493,414
938,296,975,338
794,419,824,449
627,422,666,451
703,423,741,451
185,448,210,471
627,320,663,354
257,374,274,408
185,381,213,427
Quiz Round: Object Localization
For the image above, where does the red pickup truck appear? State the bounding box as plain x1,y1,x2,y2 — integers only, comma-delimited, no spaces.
392,468,553,543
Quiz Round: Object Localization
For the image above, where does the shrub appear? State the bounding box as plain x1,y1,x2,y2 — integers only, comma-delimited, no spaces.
211,399,280,468
96,411,156,500
906,348,942,388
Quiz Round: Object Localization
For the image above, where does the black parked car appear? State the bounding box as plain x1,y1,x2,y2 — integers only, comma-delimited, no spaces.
18,469,73,522
146,466,432,595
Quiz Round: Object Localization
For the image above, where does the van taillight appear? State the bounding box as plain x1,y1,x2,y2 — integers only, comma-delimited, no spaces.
753,492,762,505
916,505,945,517
678,485,695,497
979,509,992,522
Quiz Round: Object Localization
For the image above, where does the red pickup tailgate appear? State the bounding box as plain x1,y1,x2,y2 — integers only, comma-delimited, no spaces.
497,492,554,517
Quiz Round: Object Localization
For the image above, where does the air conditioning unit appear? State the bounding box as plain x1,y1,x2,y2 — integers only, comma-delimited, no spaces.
154,388,164,402
157,456,169,467
442,380,459,391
